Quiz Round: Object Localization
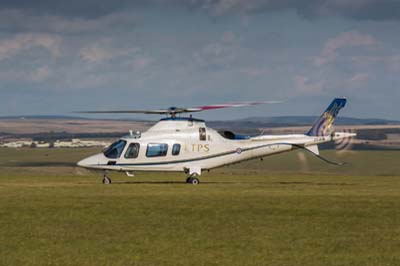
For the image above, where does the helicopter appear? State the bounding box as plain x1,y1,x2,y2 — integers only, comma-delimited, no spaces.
77,98,356,185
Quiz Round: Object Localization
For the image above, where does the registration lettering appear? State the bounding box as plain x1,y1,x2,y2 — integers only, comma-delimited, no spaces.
191,144,210,152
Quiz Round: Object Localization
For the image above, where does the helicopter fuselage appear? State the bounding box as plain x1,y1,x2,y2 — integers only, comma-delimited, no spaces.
77,117,352,176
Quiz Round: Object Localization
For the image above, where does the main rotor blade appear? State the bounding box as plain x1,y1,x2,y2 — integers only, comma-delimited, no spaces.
77,109,169,114
77,101,281,115
185,101,282,112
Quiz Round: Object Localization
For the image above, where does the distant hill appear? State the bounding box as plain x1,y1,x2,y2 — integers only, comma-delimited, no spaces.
1,114,400,150
0,115,398,127
209,116,400,129
240,116,399,125
0,115,148,122
0,115,89,120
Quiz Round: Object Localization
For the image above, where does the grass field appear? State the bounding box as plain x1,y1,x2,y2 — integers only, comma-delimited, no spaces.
1,148,400,266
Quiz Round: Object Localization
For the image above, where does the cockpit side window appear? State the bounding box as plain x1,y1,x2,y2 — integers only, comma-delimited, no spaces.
124,143,140,159
104,140,127,159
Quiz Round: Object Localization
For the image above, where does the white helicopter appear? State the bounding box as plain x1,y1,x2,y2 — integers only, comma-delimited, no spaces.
77,98,356,185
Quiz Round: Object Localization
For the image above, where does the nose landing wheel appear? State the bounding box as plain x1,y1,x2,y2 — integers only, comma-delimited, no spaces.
102,174,112,184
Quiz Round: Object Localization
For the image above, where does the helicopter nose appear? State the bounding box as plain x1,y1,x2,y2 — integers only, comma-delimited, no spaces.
77,157,91,168
77,154,104,168
77,158,88,167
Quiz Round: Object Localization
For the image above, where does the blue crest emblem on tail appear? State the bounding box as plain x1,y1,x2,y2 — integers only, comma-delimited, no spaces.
307,98,347,136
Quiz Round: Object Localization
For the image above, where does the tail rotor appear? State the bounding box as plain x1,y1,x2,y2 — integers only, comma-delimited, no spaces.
335,128,355,151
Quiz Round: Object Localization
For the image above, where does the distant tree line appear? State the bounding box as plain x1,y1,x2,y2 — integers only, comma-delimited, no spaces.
8,131,127,142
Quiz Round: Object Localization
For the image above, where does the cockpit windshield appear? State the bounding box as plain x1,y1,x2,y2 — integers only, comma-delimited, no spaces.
103,140,127,159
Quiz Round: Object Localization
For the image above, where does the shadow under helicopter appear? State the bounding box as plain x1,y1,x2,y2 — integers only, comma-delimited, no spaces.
110,180,356,186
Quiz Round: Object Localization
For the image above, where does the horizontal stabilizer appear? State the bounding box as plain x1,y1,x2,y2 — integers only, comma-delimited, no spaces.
332,132,357,141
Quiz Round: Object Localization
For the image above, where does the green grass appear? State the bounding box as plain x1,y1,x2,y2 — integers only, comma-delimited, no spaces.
0,148,400,266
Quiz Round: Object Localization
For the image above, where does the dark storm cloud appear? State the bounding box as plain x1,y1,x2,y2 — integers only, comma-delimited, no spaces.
303,0,400,21
195,0,400,21
0,0,395,20
1,0,400,21
0,0,135,18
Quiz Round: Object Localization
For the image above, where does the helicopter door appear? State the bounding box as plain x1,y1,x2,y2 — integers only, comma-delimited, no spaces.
199,127,206,141
124,143,140,159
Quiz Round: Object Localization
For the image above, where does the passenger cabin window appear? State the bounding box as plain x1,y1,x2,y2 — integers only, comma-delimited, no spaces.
104,140,127,159
146,143,168,157
172,144,181,156
124,143,140,159
199,127,206,141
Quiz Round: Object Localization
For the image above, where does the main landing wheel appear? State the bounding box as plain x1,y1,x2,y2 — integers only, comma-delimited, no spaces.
102,176,112,185
190,177,200,185
186,175,200,185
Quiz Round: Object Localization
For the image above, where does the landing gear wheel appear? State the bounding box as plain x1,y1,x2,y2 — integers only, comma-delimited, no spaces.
102,176,111,184
189,177,200,185
186,177,191,183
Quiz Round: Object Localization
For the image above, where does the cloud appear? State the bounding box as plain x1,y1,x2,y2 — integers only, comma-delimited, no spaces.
294,75,324,94
312,0,400,21
387,54,400,72
194,43,236,69
131,56,152,71
0,1,398,119
240,67,270,77
0,9,138,34
350,73,369,83
30,66,51,82
0,33,61,60
80,46,112,63
314,31,378,66
79,41,142,65
193,31,240,69
0,65,51,83
347,72,370,89
0,0,134,18
1,0,400,21
200,0,400,20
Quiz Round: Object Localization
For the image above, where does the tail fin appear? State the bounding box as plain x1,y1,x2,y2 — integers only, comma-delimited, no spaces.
307,98,347,136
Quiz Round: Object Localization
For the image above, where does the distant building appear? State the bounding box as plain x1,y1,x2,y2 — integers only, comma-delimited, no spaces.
0,139,110,148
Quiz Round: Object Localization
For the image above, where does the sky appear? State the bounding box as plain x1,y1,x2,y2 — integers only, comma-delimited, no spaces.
0,0,399,120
